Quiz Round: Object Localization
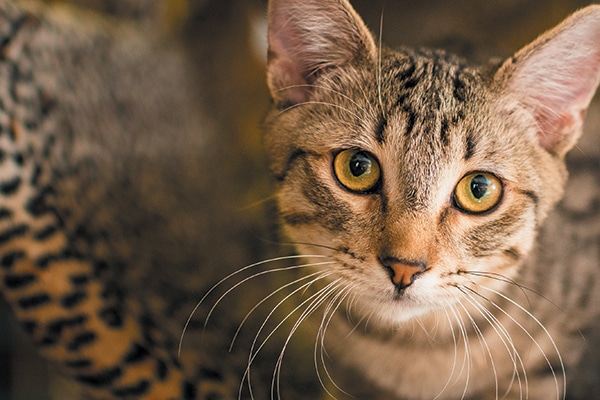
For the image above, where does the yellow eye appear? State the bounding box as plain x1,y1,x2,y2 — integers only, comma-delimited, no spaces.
454,172,503,213
333,149,381,193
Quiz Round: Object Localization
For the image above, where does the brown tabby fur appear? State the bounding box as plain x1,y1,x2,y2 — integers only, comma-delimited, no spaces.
262,0,600,398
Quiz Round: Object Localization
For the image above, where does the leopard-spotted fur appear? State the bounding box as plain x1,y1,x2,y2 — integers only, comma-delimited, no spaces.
0,1,236,398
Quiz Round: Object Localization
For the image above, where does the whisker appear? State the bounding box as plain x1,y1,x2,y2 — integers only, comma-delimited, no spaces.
433,305,462,400
273,83,369,116
472,285,566,400
277,100,363,121
447,302,472,400
241,274,339,399
377,6,385,116
457,287,525,400
315,284,354,400
230,267,336,351
269,278,343,400
463,270,566,316
178,255,330,356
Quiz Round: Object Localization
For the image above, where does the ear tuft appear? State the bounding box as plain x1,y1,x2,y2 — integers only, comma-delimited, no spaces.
266,0,377,107
496,5,600,156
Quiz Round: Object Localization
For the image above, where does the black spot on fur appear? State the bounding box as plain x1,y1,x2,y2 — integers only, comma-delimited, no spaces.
99,306,123,328
0,225,28,246
0,176,21,195
61,291,87,308
77,367,122,387
18,293,51,309
124,343,151,364
21,320,37,335
156,359,168,380
67,331,97,351
34,225,58,240
4,273,35,289
0,208,12,220
183,381,197,400
47,315,87,336
113,380,151,397
70,274,90,285
65,359,93,369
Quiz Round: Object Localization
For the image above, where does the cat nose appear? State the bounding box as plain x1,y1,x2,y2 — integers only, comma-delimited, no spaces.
381,258,427,291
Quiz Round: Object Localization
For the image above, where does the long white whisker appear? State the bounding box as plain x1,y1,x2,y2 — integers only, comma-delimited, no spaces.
277,101,362,121
459,287,527,400
230,265,337,350
456,293,505,399
274,83,370,116
315,284,354,399
377,7,385,116
272,279,345,400
242,273,337,399
477,285,566,400
178,255,329,356
433,305,461,400
446,302,472,399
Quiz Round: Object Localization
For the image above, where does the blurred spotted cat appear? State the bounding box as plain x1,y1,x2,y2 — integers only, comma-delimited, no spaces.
0,0,599,399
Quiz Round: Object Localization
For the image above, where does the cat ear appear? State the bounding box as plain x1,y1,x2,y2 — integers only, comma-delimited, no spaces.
495,5,600,156
266,0,377,106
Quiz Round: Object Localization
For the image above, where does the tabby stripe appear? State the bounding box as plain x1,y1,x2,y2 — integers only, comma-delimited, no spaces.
282,213,317,226
453,72,467,103
275,148,308,182
464,132,477,160
374,114,388,143
440,117,450,147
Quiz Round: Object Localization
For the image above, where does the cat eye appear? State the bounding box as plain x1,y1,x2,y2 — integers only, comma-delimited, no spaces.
454,172,503,214
333,149,381,193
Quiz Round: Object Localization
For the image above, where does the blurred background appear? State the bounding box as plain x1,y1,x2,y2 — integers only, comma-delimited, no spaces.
0,0,598,398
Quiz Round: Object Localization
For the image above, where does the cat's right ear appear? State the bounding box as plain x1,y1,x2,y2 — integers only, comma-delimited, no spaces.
266,0,377,107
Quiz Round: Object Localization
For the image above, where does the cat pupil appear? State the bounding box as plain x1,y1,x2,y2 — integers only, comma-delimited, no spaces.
471,175,489,199
350,153,371,177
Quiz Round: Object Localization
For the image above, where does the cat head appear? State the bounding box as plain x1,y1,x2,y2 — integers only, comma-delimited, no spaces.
263,0,600,323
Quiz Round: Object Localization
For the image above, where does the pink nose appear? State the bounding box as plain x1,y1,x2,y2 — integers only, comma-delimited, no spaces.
383,260,426,291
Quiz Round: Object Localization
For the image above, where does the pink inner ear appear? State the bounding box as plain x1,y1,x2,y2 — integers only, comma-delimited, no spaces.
266,0,377,106
501,7,600,155
268,57,312,105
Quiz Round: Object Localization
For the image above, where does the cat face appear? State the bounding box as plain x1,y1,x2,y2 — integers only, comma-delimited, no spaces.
264,0,600,325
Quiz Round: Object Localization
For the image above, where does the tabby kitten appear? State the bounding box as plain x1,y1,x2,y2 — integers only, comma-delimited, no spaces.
260,0,600,398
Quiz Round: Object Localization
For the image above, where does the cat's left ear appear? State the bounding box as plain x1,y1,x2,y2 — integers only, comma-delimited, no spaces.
496,5,600,157
266,0,377,107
